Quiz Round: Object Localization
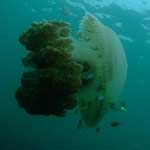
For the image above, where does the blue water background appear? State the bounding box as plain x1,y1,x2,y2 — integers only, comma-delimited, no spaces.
1,0,150,149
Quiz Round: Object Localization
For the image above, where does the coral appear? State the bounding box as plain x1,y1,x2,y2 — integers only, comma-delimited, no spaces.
15,21,83,117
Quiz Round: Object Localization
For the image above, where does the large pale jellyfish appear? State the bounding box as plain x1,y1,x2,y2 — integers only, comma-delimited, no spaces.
73,13,127,127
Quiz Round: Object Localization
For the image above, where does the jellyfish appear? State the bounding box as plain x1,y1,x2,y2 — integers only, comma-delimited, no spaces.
15,14,127,128
73,13,127,127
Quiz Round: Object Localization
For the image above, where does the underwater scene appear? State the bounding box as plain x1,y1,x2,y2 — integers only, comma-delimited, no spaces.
1,0,150,149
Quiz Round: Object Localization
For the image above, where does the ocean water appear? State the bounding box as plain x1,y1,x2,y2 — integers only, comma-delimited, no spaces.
1,0,150,150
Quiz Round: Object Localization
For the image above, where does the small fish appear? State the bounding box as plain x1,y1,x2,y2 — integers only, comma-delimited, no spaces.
77,119,83,129
120,100,126,107
120,106,127,112
84,36,91,41
97,96,104,107
109,101,118,110
97,95,104,101
110,100,127,112
120,100,127,112
96,127,101,134
62,6,70,16
74,106,79,114
91,46,99,51
62,0,70,16
110,121,121,127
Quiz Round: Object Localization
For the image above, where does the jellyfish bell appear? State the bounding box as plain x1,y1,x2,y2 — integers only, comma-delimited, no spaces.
73,13,127,127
